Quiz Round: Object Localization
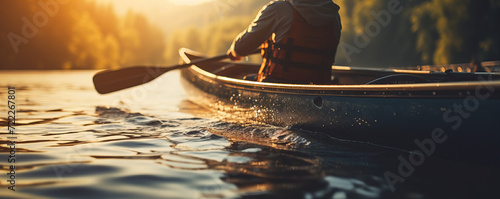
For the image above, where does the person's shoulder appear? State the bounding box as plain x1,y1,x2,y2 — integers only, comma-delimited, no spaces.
268,1,292,6
263,1,293,12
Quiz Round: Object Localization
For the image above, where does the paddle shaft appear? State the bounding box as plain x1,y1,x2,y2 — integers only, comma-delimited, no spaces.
93,54,228,94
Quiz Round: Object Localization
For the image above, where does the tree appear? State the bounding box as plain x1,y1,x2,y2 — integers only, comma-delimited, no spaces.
0,0,166,69
411,0,500,64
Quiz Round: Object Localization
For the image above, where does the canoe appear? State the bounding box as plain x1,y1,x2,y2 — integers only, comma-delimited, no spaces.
179,48,500,166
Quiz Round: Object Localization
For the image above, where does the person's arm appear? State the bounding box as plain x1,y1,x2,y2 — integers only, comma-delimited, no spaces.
227,2,280,60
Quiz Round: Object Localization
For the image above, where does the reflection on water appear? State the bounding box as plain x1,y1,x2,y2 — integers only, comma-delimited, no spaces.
0,71,499,199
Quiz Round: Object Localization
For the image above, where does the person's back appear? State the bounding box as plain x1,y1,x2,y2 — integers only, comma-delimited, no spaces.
227,0,341,84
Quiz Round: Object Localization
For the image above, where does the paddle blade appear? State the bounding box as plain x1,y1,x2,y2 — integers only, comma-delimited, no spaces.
93,54,228,94
93,66,170,94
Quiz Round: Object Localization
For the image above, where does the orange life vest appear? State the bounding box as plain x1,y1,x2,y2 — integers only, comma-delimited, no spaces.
258,9,339,84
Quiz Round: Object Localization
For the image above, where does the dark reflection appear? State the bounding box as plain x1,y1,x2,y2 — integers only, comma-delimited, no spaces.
189,130,388,198
224,136,500,199
216,141,328,198
180,117,500,198
6,103,499,199
178,97,500,198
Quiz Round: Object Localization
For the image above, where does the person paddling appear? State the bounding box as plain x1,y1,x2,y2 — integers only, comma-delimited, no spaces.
227,0,342,84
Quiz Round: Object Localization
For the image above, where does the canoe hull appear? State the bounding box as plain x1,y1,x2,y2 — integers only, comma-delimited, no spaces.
179,49,500,166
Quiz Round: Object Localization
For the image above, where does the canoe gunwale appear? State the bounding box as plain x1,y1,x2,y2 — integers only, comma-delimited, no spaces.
180,48,500,99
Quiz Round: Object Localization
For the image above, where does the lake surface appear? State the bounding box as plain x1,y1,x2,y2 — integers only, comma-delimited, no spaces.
0,70,498,199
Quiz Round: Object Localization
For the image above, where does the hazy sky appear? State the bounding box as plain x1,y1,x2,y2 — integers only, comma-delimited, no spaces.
94,0,215,35
95,0,213,16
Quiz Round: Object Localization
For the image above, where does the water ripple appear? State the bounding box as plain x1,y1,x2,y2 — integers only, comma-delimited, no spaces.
2,71,498,199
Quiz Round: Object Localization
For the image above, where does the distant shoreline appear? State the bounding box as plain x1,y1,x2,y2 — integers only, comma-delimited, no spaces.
0,69,100,71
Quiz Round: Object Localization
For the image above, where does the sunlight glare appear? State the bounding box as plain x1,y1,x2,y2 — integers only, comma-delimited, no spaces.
168,0,213,5
95,0,214,16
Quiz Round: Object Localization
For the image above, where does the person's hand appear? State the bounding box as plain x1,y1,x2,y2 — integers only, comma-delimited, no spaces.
227,49,242,61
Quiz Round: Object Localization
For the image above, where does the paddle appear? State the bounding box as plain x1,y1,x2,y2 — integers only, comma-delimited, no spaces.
93,54,228,94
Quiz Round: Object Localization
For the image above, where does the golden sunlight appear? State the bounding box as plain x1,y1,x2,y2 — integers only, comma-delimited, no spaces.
168,0,213,5
95,0,214,15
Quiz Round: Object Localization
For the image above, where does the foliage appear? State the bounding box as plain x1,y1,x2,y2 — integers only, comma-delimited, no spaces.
163,0,268,64
0,0,165,69
1,0,499,69
334,0,499,66
410,0,500,65
164,16,254,62
334,0,421,67
169,0,497,67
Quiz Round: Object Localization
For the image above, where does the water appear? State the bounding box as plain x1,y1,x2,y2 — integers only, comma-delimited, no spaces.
1,70,499,199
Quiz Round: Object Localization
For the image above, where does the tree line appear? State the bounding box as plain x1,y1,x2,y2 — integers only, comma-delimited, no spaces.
0,0,165,69
168,0,500,67
335,0,500,67
1,0,498,69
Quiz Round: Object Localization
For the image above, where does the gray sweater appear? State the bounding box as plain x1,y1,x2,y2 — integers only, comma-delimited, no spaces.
228,0,341,57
